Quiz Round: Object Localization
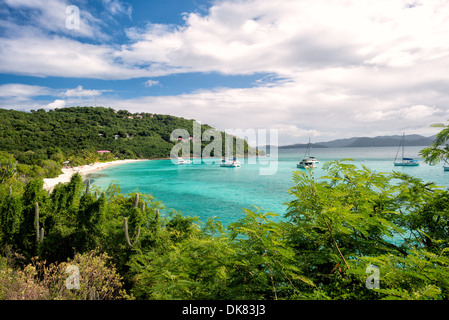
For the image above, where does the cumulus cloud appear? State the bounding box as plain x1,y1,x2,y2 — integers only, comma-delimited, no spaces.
0,34,147,79
271,124,320,140
3,0,449,80
2,0,104,39
115,0,449,78
45,99,66,109
63,85,102,97
355,105,442,122
1,0,449,143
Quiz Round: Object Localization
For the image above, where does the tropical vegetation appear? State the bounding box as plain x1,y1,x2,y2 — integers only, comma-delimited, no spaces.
1,113,449,300
0,107,251,180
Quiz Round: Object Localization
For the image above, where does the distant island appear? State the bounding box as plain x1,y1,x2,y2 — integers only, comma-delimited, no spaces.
271,134,437,149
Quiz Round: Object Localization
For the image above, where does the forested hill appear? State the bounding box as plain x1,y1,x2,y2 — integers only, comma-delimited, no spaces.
0,106,246,179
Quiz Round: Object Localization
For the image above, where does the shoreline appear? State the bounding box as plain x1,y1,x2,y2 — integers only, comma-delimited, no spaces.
41,155,268,192
42,159,151,192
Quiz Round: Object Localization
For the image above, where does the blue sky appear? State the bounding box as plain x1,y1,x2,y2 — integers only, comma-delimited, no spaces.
0,0,256,98
0,0,448,145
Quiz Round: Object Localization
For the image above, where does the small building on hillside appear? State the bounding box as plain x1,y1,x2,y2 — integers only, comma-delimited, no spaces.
97,150,111,154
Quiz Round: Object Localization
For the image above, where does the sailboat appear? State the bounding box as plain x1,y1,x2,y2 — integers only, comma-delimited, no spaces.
220,156,241,167
220,151,241,167
297,138,319,169
174,157,191,165
393,133,419,166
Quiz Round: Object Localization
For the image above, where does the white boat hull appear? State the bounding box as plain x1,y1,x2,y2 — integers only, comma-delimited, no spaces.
297,156,318,169
174,158,191,165
394,161,419,167
297,162,316,169
220,159,241,167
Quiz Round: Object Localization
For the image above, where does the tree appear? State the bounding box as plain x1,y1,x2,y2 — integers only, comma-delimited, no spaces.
0,152,17,183
283,159,449,299
420,120,449,166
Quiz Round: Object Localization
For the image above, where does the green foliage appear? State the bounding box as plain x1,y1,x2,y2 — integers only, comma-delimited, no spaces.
419,120,449,166
350,248,449,299
2,135,449,299
0,193,23,246
284,160,449,299
0,107,251,177
0,151,18,183
227,208,314,299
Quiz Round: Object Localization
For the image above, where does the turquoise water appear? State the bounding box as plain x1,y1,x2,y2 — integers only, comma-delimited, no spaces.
88,146,449,225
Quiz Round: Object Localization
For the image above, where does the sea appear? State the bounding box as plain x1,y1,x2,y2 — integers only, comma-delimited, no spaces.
88,146,449,226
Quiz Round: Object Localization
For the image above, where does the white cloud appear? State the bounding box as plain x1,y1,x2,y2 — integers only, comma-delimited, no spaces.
0,83,53,98
1,0,449,144
143,80,160,87
102,0,132,18
63,85,102,97
3,0,104,39
93,73,446,145
115,0,449,78
403,105,440,120
354,105,441,123
45,99,66,109
0,34,146,79
273,125,320,138
3,0,449,80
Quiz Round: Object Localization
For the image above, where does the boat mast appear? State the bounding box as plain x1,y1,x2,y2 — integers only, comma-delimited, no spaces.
402,133,405,160
304,137,311,158
394,133,404,163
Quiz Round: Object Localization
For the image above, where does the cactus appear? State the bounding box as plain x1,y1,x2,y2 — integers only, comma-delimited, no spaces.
133,193,139,207
124,193,143,248
89,287,99,300
34,202,44,244
39,227,44,243
124,217,141,248
85,179,90,195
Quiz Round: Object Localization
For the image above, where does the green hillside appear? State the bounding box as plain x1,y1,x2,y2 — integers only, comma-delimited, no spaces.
0,106,249,180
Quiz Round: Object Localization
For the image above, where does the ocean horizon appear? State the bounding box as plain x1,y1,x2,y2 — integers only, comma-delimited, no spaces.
88,146,449,226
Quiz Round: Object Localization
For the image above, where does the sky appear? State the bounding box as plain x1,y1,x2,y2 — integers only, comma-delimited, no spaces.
0,0,448,145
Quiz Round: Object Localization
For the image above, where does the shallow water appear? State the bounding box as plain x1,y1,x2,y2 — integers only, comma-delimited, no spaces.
88,146,449,225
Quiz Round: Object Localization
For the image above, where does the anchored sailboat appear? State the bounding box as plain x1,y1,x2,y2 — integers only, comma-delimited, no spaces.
393,133,419,167
297,138,319,169
220,156,241,167
174,157,191,165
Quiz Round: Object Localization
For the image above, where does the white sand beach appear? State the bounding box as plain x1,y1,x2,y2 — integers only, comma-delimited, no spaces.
43,159,147,192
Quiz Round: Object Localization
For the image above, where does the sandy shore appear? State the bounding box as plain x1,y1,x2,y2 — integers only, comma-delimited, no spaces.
43,159,148,192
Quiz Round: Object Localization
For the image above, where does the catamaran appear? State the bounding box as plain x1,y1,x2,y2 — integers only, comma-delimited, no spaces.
220,157,241,167
174,157,191,165
393,133,419,166
297,138,319,169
